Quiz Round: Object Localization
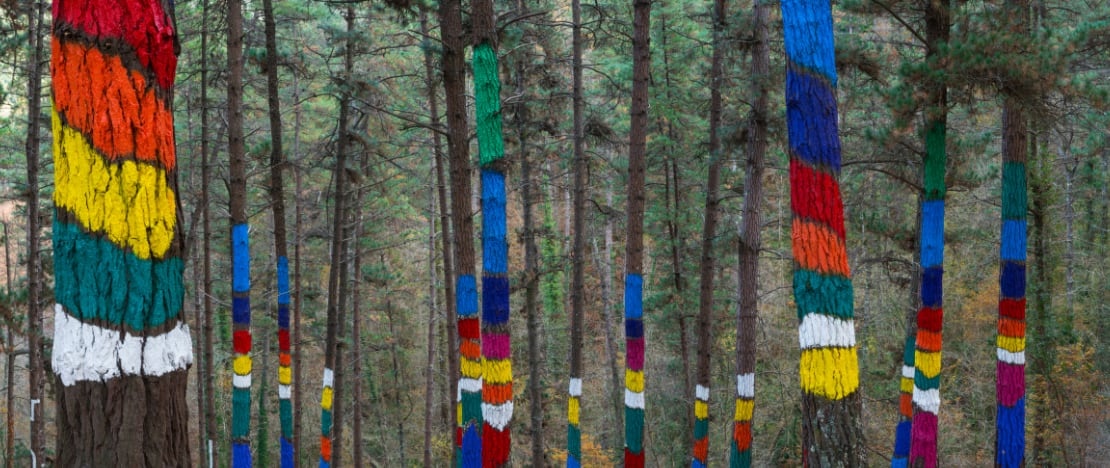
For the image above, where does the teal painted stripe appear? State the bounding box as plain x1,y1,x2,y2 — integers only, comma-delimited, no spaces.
53,218,184,332
793,269,854,320
625,407,644,453
232,387,251,438
1001,162,1027,220
473,43,504,166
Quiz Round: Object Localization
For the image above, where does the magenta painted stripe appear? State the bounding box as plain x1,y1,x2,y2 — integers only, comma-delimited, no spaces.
909,411,938,467
996,362,1025,407
626,338,644,370
482,333,511,360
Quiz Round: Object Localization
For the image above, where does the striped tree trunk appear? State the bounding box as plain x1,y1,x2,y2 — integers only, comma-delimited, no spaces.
567,0,586,464
472,2,512,464
51,0,193,464
779,1,863,465
995,99,1028,468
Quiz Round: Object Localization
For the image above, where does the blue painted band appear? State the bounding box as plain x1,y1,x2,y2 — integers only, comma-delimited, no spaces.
457,275,479,317
461,423,482,468
280,438,294,468
781,0,838,83
277,256,290,304
53,219,184,331
624,274,643,319
625,319,643,339
232,223,251,292
318,460,330,468
920,267,943,308
1001,220,1027,261
785,69,841,169
482,275,511,326
920,201,945,268
232,442,252,468
995,397,1025,468
233,296,251,325
1000,261,1025,299
692,460,707,468
893,420,912,455
481,170,508,274
278,303,289,328
891,458,908,468
567,455,581,468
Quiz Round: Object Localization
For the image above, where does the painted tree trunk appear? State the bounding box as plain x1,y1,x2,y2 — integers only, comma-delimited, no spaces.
731,2,769,466
995,99,1027,468
624,1,651,466
50,0,193,464
472,1,512,461
567,0,586,464
779,1,863,465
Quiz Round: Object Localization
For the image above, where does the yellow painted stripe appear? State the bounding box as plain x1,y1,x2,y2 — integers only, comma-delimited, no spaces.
278,366,291,385
233,355,252,376
460,357,482,378
695,400,709,420
799,346,860,400
625,369,644,393
734,398,754,422
321,386,333,410
456,402,463,426
900,376,914,393
482,358,512,384
568,396,580,425
53,111,176,260
997,335,1025,352
914,350,942,378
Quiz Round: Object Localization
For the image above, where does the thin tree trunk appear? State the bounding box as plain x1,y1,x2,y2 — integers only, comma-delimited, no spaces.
351,214,364,468
319,6,355,467
423,157,439,467
779,1,863,465
292,68,306,468
624,0,651,465
594,185,622,450
440,0,480,461
261,0,295,464
200,0,217,462
4,222,14,468
692,0,727,463
51,0,193,464
730,2,769,466
567,0,587,463
24,2,44,462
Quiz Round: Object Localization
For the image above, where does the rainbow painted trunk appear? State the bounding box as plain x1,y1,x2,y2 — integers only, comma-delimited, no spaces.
909,123,947,467
276,256,294,467
456,274,482,466
891,335,915,468
319,367,335,468
781,0,861,450
729,374,754,468
50,0,192,457
692,385,709,468
996,157,1027,468
623,274,645,467
474,43,512,467
566,378,582,467
231,223,253,468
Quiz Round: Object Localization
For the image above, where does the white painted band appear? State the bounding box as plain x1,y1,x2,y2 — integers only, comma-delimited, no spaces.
569,378,582,396
625,389,645,409
278,384,291,399
481,402,514,430
997,348,1025,365
233,373,251,389
736,373,755,398
902,365,915,379
912,387,941,414
696,384,710,401
797,314,856,349
458,378,483,394
322,368,334,387
52,305,193,386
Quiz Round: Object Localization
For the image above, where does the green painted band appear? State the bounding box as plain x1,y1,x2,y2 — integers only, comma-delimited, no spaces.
472,43,505,167
793,269,854,320
1001,162,1028,220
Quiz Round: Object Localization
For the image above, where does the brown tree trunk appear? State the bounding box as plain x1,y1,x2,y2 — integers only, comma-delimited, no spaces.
4,222,14,468
292,69,306,468
51,0,193,464
567,0,587,463
200,0,217,462
24,1,45,463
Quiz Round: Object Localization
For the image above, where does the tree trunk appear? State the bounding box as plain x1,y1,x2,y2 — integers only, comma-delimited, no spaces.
692,0,727,464
200,0,218,462
4,222,15,468
624,0,651,465
567,0,587,463
908,2,951,466
439,0,480,462
731,2,769,466
261,0,295,464
779,1,863,465
319,6,355,467
292,68,306,468
50,0,193,464
24,1,45,464
351,216,364,468
595,186,622,450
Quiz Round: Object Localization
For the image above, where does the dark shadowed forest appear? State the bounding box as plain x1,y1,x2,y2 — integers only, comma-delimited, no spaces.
0,0,1107,466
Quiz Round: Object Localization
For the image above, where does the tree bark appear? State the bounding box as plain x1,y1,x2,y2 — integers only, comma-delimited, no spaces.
4,222,15,468
24,1,45,463
292,68,306,468
567,0,587,463
50,0,193,464
731,2,769,466
624,0,651,465
199,0,217,463
779,1,863,465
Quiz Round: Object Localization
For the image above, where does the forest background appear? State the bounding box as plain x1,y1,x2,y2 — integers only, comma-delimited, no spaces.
0,0,1107,465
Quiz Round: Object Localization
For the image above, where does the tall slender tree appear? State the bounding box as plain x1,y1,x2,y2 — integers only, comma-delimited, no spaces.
691,0,727,464
908,2,951,466
23,1,45,463
730,1,770,466
566,0,586,464
199,0,218,462
472,0,513,464
50,0,193,464
779,0,862,465
624,0,651,465
261,0,295,464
